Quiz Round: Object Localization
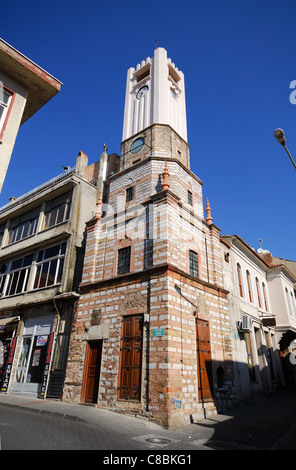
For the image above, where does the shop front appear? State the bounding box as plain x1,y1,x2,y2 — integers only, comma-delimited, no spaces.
0,316,19,390
11,315,54,396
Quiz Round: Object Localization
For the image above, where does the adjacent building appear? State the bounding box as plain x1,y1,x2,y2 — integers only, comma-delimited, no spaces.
0,38,62,192
221,235,296,402
257,248,296,384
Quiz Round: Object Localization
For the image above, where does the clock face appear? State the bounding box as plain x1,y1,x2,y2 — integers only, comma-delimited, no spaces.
131,137,144,153
136,85,149,100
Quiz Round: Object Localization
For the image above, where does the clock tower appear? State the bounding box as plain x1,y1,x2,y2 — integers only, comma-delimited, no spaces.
64,47,234,430
120,47,189,170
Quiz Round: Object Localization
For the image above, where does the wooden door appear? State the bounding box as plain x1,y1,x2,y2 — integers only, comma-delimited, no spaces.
196,318,214,402
119,315,143,401
82,340,102,404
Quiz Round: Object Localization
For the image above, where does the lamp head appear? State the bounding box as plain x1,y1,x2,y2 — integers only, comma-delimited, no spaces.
273,128,286,146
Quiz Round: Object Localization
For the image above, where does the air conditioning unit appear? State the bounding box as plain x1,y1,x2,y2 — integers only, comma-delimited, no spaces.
239,314,252,332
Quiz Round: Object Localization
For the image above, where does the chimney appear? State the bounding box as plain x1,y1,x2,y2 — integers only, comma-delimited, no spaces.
257,249,273,266
76,151,88,172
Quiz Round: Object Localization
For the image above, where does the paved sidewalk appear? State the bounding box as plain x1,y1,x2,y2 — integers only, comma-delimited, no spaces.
0,384,296,450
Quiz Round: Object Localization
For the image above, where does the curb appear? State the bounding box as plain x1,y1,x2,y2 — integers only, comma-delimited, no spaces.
0,401,87,424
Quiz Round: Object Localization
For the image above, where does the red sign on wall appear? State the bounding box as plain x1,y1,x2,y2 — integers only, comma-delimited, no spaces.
1,337,18,393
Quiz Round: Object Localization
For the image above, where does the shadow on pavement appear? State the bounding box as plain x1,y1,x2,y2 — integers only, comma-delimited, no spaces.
194,384,296,450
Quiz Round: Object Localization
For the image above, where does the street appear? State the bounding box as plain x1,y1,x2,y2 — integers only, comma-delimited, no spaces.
0,384,296,453
0,406,124,450
0,405,205,452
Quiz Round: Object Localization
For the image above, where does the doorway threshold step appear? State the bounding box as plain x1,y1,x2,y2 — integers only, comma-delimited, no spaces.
79,402,97,407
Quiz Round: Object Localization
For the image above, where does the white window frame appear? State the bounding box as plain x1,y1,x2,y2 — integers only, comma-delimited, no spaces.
7,208,40,246
0,84,13,137
41,193,72,231
0,254,34,297
33,242,66,290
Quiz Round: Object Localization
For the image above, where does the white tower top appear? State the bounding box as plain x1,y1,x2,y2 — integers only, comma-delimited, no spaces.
122,47,187,143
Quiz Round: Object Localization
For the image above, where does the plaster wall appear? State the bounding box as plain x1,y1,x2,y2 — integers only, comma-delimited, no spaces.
0,71,28,192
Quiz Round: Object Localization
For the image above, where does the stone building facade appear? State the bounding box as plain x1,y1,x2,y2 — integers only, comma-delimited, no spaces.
63,48,235,428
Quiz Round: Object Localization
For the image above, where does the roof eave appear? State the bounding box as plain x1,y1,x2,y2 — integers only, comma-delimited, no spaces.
0,38,62,124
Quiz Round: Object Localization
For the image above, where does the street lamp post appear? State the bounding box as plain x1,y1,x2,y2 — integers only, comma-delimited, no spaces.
273,128,296,171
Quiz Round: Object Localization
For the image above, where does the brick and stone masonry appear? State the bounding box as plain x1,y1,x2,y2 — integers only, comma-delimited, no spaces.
63,124,235,428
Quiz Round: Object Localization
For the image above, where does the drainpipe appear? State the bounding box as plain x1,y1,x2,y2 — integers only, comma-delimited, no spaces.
145,274,151,413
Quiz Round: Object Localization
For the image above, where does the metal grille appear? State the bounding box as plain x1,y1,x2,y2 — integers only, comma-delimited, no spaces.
187,190,193,205
126,187,134,202
117,246,131,275
189,249,198,278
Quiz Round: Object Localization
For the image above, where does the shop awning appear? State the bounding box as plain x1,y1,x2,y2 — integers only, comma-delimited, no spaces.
0,316,20,326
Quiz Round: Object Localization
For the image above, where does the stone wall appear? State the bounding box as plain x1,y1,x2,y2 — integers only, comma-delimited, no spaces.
63,124,235,427
63,262,233,428
64,177,235,427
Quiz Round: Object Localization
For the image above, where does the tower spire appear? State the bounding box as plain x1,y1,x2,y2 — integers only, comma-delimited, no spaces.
205,198,213,224
161,161,170,191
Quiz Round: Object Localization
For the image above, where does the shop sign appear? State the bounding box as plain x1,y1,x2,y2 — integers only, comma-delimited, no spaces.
36,336,48,347
32,348,41,367
1,337,18,393
39,332,54,399
152,328,165,337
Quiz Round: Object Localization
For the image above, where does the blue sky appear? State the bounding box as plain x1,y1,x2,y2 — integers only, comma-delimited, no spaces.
1,0,296,261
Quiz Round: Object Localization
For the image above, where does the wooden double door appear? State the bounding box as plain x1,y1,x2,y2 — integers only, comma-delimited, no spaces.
118,315,143,401
82,340,102,404
81,318,213,405
196,318,214,402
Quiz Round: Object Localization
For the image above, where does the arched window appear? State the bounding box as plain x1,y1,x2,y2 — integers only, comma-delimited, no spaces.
262,282,269,311
237,264,244,297
290,292,296,318
256,277,262,308
246,270,253,302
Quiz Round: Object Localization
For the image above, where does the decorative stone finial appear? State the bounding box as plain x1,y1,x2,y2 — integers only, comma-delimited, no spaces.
103,143,107,153
161,161,170,191
95,192,103,219
205,198,213,224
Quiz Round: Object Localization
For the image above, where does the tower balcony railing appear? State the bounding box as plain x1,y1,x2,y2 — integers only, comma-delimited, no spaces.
0,166,98,215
